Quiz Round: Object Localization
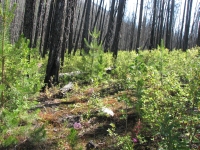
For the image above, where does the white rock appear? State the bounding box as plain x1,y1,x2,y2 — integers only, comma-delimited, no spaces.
102,107,114,116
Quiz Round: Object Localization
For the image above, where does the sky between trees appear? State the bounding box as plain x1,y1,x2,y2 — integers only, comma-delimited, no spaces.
95,0,199,21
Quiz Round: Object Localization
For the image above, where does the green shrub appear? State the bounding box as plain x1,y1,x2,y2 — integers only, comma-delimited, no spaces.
0,1,46,147
128,44,200,149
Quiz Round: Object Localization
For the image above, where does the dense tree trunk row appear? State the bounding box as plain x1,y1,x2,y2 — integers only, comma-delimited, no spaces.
10,0,200,52
5,0,200,86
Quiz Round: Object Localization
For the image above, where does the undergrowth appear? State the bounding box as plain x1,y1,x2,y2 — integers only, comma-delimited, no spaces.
0,1,46,148
0,2,199,149
62,43,200,149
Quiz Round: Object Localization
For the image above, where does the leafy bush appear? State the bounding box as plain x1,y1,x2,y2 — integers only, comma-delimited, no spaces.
128,44,200,149
62,37,200,148
0,1,46,148
107,123,134,150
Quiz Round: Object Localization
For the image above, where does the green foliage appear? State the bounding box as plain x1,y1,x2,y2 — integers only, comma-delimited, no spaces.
67,128,78,150
0,1,46,148
4,36,44,109
128,44,200,148
62,28,112,85
61,31,200,149
82,28,107,84
29,125,46,143
107,123,134,150
117,94,133,131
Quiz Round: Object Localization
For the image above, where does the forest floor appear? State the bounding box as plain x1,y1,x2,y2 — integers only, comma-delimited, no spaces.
14,79,156,150
4,49,200,150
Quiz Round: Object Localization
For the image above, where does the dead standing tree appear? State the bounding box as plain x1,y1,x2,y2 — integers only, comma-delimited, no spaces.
33,0,46,50
111,0,126,59
81,0,92,54
103,0,116,52
61,0,71,67
68,0,77,55
44,0,67,86
73,1,87,55
149,0,157,50
98,4,106,44
129,0,139,50
136,0,144,53
183,0,193,51
23,0,35,47
41,0,54,57
197,22,200,46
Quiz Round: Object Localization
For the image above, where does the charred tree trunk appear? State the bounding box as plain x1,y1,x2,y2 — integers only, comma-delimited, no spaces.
129,0,138,50
44,0,67,87
149,0,157,50
178,0,187,49
197,22,200,46
165,0,174,50
73,8,80,48
61,0,71,67
23,0,35,47
42,0,56,57
81,0,92,54
104,0,116,52
74,1,87,55
183,0,193,51
136,0,144,53
68,0,77,55
158,0,165,46
165,0,170,49
10,0,25,43
92,0,103,31
34,0,46,52
99,5,106,44
168,0,174,50
90,0,95,31
111,0,126,59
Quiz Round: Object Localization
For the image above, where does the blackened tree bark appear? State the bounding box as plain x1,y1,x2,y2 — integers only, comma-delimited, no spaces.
61,0,71,67
129,0,138,50
23,0,35,47
74,1,87,55
178,0,187,49
81,0,92,54
90,0,95,31
197,22,200,46
149,0,157,50
183,0,193,51
99,8,104,36
165,0,170,48
168,0,175,50
165,0,174,50
99,5,106,44
111,0,126,59
89,0,104,42
92,0,103,31
72,8,80,54
104,0,116,52
44,0,67,86
41,0,54,57
10,0,25,43
68,0,77,55
136,0,144,53
157,0,165,46
34,0,46,51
